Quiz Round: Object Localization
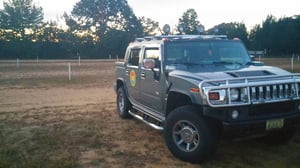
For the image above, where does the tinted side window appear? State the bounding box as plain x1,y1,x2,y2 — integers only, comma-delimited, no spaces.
144,48,160,68
128,48,141,66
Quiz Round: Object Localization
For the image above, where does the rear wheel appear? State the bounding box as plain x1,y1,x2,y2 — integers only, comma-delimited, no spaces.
117,87,132,119
164,105,218,163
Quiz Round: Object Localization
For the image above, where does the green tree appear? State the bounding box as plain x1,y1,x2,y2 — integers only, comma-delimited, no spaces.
259,15,276,53
178,9,201,34
249,15,300,56
67,0,144,58
208,22,249,47
69,0,142,37
0,0,43,38
0,0,44,59
248,24,262,50
139,16,160,36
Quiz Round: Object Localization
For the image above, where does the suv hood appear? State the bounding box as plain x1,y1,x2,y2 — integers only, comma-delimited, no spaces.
169,65,292,83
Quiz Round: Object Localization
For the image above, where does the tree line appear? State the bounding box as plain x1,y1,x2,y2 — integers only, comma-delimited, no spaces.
0,0,299,59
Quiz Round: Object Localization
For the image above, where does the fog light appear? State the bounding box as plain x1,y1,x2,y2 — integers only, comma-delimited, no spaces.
297,104,300,111
231,110,239,119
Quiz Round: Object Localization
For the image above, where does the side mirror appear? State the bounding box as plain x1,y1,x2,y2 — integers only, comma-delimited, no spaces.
250,55,255,61
251,61,265,66
143,59,156,69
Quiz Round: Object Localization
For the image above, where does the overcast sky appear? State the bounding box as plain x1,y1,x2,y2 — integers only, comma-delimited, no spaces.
1,0,299,30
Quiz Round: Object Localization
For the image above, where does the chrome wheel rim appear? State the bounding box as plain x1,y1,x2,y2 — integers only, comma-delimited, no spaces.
173,120,200,152
118,91,125,112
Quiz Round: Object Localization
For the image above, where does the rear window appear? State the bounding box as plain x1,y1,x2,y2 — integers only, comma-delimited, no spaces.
128,48,141,66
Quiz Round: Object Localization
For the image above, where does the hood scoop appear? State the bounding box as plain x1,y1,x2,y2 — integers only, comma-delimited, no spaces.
227,70,275,77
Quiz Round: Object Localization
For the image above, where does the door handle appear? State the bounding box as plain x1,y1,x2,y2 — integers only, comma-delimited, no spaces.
125,70,129,76
140,73,146,78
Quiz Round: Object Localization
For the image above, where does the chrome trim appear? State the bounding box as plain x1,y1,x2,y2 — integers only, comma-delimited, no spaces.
128,110,164,131
133,105,165,122
199,74,300,107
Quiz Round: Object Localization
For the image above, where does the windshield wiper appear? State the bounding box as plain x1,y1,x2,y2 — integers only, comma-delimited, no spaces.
173,62,203,66
213,61,243,65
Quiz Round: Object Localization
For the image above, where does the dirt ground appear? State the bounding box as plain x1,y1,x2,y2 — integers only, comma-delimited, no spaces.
0,59,300,168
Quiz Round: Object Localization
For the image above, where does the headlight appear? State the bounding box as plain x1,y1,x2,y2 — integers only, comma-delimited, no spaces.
206,87,249,106
230,88,239,101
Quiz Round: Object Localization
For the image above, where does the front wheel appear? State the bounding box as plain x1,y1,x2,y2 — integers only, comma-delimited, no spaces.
164,105,218,163
116,87,132,119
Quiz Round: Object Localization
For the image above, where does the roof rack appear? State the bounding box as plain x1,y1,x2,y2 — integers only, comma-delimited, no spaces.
134,34,228,42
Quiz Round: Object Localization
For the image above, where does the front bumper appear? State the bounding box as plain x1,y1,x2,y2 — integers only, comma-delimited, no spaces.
222,113,300,138
203,100,300,138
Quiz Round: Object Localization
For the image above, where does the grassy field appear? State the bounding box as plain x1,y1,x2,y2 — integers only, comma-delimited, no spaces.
0,58,300,168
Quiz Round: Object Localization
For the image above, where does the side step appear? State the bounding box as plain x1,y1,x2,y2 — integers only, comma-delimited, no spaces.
128,110,164,131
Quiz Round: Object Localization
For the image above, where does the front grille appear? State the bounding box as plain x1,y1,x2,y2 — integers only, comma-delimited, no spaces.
250,83,299,103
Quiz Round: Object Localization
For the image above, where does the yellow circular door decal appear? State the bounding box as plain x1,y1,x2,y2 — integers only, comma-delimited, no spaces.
130,70,136,87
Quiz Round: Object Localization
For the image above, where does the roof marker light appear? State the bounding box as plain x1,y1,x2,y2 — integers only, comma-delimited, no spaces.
163,24,171,35
214,28,219,35
197,25,205,34
178,25,184,34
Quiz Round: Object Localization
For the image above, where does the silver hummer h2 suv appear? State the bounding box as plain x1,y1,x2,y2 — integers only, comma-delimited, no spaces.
114,31,300,163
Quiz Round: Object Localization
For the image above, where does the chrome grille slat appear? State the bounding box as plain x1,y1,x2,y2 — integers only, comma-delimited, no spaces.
266,86,271,99
279,85,284,98
259,86,264,100
251,87,256,101
284,84,288,97
250,83,297,103
272,85,277,99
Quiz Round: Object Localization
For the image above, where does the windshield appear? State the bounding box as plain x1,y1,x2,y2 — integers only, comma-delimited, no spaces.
165,40,251,66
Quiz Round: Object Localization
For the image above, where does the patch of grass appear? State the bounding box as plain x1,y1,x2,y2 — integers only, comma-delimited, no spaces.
0,60,115,88
0,75,108,88
0,104,117,168
0,121,80,168
262,58,300,73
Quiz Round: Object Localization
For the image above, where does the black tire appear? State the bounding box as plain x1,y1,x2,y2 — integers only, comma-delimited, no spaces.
259,129,295,145
116,87,132,119
164,105,218,163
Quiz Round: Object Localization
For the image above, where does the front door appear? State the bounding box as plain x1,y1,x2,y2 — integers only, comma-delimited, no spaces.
139,47,163,112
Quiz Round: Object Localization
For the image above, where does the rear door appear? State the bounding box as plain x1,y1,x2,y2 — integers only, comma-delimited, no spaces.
125,47,141,104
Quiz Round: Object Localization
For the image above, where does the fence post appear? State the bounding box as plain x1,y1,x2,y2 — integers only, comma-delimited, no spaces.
68,63,72,80
291,56,294,71
17,58,19,68
78,55,81,66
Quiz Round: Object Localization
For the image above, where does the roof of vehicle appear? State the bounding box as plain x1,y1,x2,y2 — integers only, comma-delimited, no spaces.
133,34,228,43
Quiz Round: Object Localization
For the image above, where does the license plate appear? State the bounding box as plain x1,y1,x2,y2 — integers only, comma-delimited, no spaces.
266,119,284,130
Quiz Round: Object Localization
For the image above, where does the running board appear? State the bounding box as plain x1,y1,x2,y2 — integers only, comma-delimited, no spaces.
128,110,164,131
